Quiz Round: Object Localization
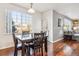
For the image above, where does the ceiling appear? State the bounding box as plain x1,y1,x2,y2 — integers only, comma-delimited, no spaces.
14,3,79,19
14,3,54,12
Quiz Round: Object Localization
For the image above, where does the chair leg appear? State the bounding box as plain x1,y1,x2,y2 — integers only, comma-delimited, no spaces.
39,48,40,55
33,48,35,56
26,48,29,56
24,48,27,56
27,47,30,56
14,48,18,56
41,47,43,56
26,47,31,56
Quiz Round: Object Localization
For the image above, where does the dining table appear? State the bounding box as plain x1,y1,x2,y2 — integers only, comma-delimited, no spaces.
15,34,48,56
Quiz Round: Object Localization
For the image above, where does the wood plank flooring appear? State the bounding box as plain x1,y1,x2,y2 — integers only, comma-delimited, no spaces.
1,39,79,56
0,47,14,56
0,43,49,56
53,39,79,56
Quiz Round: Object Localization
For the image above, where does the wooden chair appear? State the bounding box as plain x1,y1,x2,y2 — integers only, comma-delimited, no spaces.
43,36,48,53
34,33,44,38
32,32,46,56
24,33,47,56
34,32,48,52
12,32,28,56
29,37,43,56
12,25,30,56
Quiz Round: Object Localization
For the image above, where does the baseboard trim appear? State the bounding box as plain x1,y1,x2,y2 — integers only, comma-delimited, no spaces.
47,40,53,43
0,45,14,50
53,37,63,43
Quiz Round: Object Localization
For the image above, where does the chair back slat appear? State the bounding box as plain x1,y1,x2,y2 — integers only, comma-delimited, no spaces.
33,37,43,47
12,25,18,45
12,33,18,46
34,33,44,38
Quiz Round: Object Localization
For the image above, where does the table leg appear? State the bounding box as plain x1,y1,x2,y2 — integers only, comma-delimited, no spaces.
45,38,47,52
41,46,43,56
27,46,30,56
22,42,25,56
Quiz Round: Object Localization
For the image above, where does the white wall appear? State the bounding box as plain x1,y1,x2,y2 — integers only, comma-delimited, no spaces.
42,10,53,43
32,13,42,33
42,10,64,43
0,3,42,49
53,10,72,42
53,11,64,42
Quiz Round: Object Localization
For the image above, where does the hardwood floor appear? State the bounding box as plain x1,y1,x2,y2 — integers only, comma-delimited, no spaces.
1,39,79,56
0,47,14,56
53,39,79,56
0,42,50,56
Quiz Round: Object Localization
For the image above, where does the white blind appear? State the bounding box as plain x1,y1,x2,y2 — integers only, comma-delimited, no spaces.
6,10,32,33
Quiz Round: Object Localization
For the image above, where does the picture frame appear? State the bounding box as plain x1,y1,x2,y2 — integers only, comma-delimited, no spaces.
58,18,61,27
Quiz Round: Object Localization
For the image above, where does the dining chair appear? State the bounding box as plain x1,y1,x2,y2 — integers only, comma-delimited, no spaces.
32,32,46,56
24,32,46,56
34,33,44,38
12,32,31,56
34,32,48,54
12,25,31,56
28,36,43,56
43,36,48,53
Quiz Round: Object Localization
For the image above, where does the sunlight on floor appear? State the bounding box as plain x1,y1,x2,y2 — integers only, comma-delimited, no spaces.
63,44,74,56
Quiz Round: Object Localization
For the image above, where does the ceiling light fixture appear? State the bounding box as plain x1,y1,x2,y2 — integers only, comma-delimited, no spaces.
28,3,35,14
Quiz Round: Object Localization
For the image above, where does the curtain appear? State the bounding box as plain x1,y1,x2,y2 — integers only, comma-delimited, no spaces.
6,11,12,34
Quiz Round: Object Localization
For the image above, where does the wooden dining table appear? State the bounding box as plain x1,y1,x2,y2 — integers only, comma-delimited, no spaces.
15,34,48,56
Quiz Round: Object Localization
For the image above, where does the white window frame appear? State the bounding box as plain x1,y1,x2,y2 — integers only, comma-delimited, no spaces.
6,10,32,34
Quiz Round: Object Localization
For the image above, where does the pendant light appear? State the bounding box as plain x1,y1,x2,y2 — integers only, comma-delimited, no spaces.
28,3,35,14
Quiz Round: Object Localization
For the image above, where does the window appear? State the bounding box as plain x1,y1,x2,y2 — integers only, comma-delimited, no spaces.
6,11,32,34
63,18,72,31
